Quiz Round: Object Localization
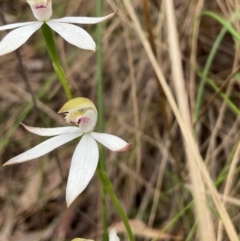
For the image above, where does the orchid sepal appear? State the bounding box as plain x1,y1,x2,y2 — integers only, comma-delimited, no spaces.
3,132,82,166
21,123,81,136
90,132,131,152
66,134,99,207
52,11,118,24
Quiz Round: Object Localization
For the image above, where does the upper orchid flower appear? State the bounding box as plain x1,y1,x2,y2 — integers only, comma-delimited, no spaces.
3,97,130,207
0,0,116,55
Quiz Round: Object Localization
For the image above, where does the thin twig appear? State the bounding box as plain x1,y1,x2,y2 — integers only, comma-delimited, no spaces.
0,12,46,124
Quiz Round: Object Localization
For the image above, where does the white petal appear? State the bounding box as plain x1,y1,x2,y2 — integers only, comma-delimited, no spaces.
91,132,131,152
52,11,117,25
0,22,37,31
22,123,81,136
0,22,42,56
109,228,120,241
46,21,95,51
3,132,82,166
66,134,99,207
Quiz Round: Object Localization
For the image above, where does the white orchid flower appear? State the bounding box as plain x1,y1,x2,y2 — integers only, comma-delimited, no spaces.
71,228,120,241
0,0,116,55
109,228,120,241
3,97,130,207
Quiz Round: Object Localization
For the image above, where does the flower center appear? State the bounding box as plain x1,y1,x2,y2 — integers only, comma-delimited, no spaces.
65,110,85,125
64,109,96,133
58,97,98,133
35,5,46,9
77,117,90,125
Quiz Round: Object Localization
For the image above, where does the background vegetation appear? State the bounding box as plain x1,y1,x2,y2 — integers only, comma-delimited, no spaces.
0,0,240,240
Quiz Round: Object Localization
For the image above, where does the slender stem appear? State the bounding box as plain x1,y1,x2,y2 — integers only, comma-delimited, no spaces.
152,202,192,241
99,161,108,241
194,8,240,125
196,71,240,116
0,13,46,122
194,28,227,124
96,1,108,240
97,169,135,241
201,11,240,42
41,23,72,100
96,1,104,134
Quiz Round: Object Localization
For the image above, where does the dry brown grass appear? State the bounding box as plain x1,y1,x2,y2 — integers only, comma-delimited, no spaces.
0,0,240,240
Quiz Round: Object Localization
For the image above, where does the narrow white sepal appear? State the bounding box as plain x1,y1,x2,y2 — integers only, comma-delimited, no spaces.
22,123,82,136
51,11,117,25
46,21,96,51
0,21,37,31
109,228,120,241
0,22,42,56
4,132,81,166
91,132,130,152
66,134,99,207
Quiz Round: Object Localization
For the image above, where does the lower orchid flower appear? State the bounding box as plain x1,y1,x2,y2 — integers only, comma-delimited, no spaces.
4,97,130,207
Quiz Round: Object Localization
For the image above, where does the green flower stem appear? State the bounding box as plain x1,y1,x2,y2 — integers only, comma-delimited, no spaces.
41,23,72,100
96,2,104,135
98,161,108,241
96,1,108,240
97,169,135,241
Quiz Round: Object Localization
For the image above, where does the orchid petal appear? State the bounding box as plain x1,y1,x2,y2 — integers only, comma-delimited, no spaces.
91,132,131,152
52,11,117,25
66,134,99,207
78,110,97,133
0,22,42,56
109,229,120,241
0,22,37,31
22,123,81,136
3,132,82,166
46,21,95,51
